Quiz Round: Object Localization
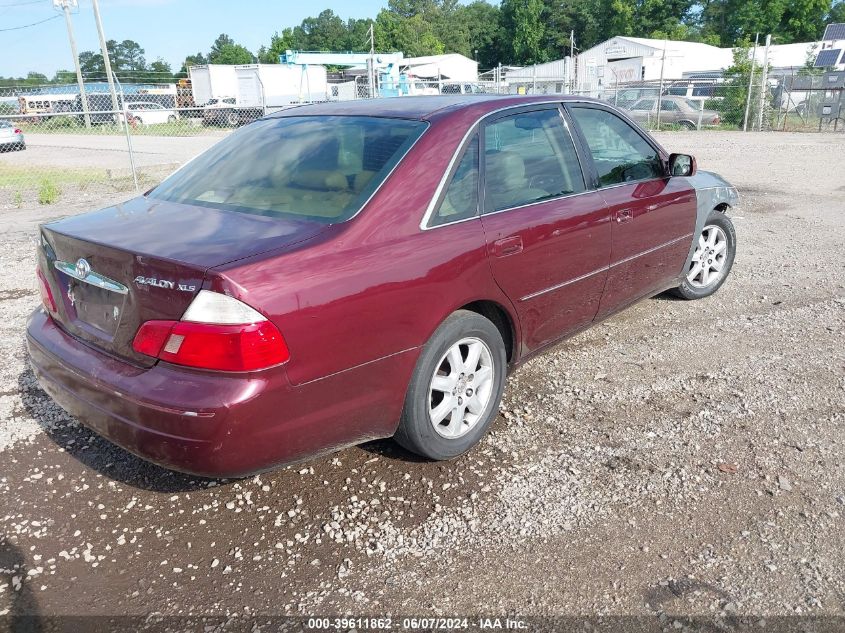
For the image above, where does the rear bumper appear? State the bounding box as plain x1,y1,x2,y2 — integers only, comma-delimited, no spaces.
26,309,413,477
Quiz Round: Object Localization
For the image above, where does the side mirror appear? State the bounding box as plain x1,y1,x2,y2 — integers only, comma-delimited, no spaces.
668,153,696,177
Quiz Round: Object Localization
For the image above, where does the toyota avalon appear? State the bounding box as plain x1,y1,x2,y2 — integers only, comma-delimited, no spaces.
27,95,738,476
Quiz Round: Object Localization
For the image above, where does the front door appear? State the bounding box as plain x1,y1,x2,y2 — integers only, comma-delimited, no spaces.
478,105,611,356
567,104,697,318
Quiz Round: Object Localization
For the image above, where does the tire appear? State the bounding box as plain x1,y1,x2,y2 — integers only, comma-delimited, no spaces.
679,120,697,130
226,111,239,127
671,209,736,300
17,143,25,151
167,115,177,123
394,310,507,460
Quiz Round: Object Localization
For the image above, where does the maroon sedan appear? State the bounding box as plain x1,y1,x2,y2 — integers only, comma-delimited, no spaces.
27,96,738,477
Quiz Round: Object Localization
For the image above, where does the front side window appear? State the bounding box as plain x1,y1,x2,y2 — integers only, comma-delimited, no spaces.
429,135,479,226
150,116,427,223
483,109,585,212
632,99,655,111
570,107,664,187
661,100,679,111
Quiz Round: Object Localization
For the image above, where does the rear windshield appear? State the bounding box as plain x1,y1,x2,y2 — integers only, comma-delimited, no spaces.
149,115,427,223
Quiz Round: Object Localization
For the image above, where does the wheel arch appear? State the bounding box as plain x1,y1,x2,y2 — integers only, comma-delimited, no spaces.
458,299,517,364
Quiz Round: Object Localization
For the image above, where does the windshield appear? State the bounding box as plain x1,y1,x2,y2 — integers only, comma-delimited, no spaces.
149,116,427,223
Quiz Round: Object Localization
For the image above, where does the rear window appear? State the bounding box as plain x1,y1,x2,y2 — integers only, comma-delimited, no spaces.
149,116,427,223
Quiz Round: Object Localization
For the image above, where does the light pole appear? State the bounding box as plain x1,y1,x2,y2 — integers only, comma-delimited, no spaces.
655,40,667,130
91,0,120,115
54,0,90,127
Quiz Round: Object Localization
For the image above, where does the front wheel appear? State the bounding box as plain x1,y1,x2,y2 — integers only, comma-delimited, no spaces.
394,310,507,460
671,210,736,300
167,115,177,123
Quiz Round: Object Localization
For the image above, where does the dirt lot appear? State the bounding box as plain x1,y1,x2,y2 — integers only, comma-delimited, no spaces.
1,131,843,627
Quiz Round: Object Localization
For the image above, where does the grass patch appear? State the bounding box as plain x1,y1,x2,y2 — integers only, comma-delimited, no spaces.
17,117,223,138
0,165,106,189
38,179,60,204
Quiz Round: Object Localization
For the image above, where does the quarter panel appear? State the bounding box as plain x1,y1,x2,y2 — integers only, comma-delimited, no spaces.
214,219,505,386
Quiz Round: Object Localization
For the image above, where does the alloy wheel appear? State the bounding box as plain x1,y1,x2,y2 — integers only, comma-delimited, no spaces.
688,225,728,288
428,337,495,439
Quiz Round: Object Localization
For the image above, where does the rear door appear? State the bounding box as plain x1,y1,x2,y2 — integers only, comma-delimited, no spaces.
477,105,611,354
566,103,696,317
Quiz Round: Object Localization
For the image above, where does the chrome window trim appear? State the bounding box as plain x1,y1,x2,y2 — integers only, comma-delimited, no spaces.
419,101,583,231
481,187,596,218
54,260,129,295
518,233,693,302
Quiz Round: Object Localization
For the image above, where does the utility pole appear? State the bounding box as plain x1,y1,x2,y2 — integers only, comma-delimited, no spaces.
54,0,90,127
656,40,667,130
742,33,759,132
756,34,771,132
368,22,376,98
91,0,120,115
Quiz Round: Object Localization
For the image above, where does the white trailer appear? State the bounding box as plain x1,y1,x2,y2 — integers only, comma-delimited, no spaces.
188,65,238,106
234,64,328,108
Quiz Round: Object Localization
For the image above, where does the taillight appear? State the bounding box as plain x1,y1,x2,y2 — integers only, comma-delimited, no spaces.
132,291,289,371
36,267,56,313
14,129,22,135
712,115,720,125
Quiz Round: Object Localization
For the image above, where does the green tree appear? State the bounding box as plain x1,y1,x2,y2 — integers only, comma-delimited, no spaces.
457,1,504,66
207,34,254,64
780,0,831,41
300,9,348,50
375,9,444,56
501,0,547,64
180,52,207,75
829,0,845,21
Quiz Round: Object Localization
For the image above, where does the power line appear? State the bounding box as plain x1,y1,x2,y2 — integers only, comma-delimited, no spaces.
0,13,60,32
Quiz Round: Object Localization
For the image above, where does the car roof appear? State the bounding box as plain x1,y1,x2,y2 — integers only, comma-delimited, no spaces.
267,95,601,121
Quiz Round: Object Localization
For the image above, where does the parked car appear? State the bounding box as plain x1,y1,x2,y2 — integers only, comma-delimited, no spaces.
28,95,739,477
625,96,721,129
440,82,486,95
201,97,261,127
0,120,25,151
119,102,179,126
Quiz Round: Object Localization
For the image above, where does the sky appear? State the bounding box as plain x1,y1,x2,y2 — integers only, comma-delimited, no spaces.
0,0,391,78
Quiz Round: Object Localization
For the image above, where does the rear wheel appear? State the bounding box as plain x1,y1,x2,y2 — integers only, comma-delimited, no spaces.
167,115,177,123
394,310,507,460
679,120,697,130
226,111,239,127
671,210,736,300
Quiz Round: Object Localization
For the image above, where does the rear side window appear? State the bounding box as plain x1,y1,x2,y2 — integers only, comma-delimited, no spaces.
483,109,585,212
632,99,654,111
661,100,679,111
150,116,427,223
430,135,479,226
570,107,664,187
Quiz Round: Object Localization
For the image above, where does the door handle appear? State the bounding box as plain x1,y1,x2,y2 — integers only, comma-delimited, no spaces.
616,208,634,223
492,236,523,257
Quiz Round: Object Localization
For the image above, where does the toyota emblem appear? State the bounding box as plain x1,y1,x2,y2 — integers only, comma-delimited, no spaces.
75,258,91,279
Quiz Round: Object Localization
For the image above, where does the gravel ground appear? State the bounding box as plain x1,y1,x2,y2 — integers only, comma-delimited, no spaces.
0,131,843,625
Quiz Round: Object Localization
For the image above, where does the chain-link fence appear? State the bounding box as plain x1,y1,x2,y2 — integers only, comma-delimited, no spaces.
2,65,842,208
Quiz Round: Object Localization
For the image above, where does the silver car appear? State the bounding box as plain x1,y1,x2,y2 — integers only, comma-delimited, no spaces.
625,96,721,129
0,120,25,151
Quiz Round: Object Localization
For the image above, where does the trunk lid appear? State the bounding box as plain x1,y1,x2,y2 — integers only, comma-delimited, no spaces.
39,196,327,367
